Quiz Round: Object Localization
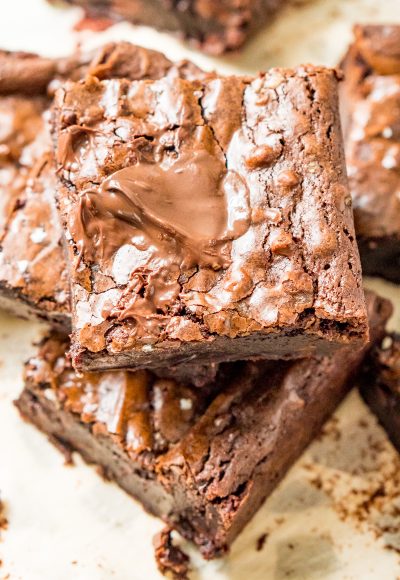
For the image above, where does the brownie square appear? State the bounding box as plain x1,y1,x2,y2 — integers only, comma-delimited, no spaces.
0,44,205,328
341,25,400,283
0,54,71,328
52,66,368,372
61,0,285,54
360,332,400,453
16,291,391,558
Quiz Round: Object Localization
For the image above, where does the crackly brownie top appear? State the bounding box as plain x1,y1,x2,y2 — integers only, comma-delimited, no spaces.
342,25,400,239
0,50,89,319
0,43,206,321
365,333,400,397
53,66,366,354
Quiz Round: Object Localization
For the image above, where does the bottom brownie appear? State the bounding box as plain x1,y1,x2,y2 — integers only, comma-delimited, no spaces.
360,333,400,451
16,292,391,558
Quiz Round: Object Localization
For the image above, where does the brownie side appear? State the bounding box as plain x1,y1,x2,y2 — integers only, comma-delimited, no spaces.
360,333,400,452
52,66,367,371
61,0,284,54
0,44,206,328
341,25,400,282
16,291,390,558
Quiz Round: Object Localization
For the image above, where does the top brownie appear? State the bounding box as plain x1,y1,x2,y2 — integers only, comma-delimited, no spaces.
63,0,285,54
53,66,368,372
341,25,400,281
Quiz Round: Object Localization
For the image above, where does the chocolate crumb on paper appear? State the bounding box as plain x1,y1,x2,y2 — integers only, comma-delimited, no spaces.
153,527,190,579
256,532,269,551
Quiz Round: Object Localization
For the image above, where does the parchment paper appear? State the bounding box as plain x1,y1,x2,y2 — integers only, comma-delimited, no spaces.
1,1,400,578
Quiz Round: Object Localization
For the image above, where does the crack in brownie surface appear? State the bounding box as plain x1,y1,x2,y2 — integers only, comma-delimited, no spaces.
0,63,71,326
52,66,368,371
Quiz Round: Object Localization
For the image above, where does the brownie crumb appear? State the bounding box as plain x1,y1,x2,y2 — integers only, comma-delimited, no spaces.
153,527,190,579
256,532,269,551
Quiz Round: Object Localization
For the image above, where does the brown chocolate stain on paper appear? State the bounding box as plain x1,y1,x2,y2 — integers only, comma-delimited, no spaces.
305,405,400,557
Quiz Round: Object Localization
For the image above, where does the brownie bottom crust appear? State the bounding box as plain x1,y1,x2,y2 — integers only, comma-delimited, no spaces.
0,283,70,330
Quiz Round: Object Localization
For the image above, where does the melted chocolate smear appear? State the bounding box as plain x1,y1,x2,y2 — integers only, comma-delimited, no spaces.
67,125,251,331
71,137,250,270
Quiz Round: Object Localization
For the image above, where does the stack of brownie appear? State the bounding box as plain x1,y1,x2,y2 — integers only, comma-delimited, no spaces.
1,21,399,574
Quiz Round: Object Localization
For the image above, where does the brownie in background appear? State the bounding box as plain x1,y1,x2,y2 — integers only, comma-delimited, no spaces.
341,25,400,283
61,0,285,54
360,333,400,452
0,51,73,328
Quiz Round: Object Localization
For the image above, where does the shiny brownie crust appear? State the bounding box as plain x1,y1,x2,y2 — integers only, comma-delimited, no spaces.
0,44,206,329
